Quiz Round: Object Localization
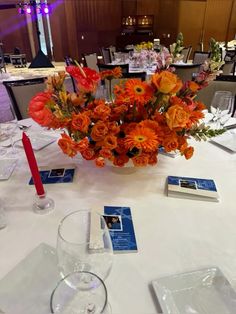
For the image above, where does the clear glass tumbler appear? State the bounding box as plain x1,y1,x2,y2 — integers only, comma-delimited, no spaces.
57,210,113,282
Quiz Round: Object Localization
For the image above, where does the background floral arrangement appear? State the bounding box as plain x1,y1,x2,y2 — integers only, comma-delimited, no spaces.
29,43,223,168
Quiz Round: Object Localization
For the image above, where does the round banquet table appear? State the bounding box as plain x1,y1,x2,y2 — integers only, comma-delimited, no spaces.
0,119,236,314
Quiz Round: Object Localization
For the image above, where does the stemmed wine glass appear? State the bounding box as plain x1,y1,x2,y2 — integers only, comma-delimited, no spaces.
210,91,234,128
0,106,19,157
54,209,113,313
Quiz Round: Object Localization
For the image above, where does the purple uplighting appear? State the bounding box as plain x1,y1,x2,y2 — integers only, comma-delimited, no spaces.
26,7,32,14
43,6,49,14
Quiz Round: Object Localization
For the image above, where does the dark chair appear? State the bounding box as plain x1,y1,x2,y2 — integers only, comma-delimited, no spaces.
3,77,46,120
123,71,146,81
82,53,99,71
101,48,112,64
98,63,129,75
196,75,236,112
215,75,236,115
0,43,6,73
181,46,192,63
173,64,201,82
193,51,210,64
220,61,235,76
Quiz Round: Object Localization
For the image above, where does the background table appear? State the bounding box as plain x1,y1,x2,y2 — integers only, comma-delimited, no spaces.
0,120,236,314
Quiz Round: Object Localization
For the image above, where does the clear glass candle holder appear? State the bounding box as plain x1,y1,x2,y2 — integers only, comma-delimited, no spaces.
32,192,55,214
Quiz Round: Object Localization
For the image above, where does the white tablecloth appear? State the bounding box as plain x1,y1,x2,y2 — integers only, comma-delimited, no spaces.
0,119,236,314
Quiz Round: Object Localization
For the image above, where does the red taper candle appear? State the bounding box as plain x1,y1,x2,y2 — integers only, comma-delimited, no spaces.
22,132,45,196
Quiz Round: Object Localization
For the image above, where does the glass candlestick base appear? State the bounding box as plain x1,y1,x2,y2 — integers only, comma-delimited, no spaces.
33,193,55,214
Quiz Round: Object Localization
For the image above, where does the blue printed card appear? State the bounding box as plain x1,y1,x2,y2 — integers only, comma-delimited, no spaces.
167,176,219,202
104,206,138,253
29,165,76,185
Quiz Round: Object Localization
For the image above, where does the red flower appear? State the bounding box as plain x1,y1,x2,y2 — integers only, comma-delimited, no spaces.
66,66,100,92
28,92,54,127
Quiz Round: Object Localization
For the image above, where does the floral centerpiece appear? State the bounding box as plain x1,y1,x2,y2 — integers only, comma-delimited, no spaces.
28,44,224,168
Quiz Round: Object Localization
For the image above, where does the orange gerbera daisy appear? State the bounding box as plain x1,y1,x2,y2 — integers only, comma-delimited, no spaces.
124,127,158,152
125,79,153,104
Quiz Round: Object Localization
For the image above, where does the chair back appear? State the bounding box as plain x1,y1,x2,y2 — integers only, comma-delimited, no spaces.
196,77,236,112
0,43,6,73
83,53,99,72
3,78,46,120
174,64,200,82
123,71,146,81
98,63,129,75
101,48,112,64
108,46,116,62
221,61,235,75
181,46,192,63
193,51,210,64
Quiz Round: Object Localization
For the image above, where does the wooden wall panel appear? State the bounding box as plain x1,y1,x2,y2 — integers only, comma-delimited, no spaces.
226,0,236,42
136,0,160,37
0,8,32,60
178,0,206,53
203,0,233,49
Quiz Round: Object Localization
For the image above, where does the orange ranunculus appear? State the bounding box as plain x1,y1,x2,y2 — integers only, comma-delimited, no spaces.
81,148,96,160
103,135,117,150
93,103,111,121
113,154,129,167
100,147,113,159
112,104,128,116
91,121,108,141
152,71,182,94
108,122,120,135
184,146,194,159
58,133,77,157
132,153,149,167
28,92,54,127
187,81,200,92
178,136,188,153
148,152,158,165
166,105,190,129
162,133,179,152
95,157,105,168
75,137,89,152
71,113,90,133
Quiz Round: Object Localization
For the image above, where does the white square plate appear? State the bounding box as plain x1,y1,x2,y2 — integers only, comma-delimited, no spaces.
0,243,60,314
152,267,236,314
0,159,17,180
17,133,57,151
210,132,236,153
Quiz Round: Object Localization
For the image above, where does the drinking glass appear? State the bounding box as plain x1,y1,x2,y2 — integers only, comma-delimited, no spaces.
57,210,113,282
0,106,18,157
50,271,111,314
210,92,234,128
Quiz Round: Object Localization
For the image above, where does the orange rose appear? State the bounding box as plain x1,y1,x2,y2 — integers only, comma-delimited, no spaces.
28,92,54,127
166,105,190,129
113,154,129,167
58,133,77,157
95,157,105,168
162,133,179,152
178,136,188,153
75,137,89,152
184,146,194,160
91,121,108,141
100,148,113,159
93,104,111,121
152,71,182,94
71,113,90,133
81,148,95,160
103,135,117,150
132,153,149,167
